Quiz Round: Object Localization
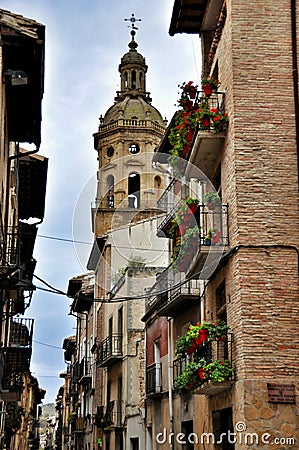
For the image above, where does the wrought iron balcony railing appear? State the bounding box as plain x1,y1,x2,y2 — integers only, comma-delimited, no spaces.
72,361,82,383
0,225,19,266
9,317,34,348
95,401,123,428
173,334,234,396
146,363,162,396
145,272,201,317
96,334,123,367
78,356,92,385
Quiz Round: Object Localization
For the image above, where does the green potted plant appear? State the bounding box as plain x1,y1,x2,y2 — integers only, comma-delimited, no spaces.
175,334,194,357
201,76,220,96
209,320,230,341
173,361,201,393
204,192,221,210
204,359,233,382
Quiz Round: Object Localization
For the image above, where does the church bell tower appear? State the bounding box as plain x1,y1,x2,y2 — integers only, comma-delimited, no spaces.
92,28,167,237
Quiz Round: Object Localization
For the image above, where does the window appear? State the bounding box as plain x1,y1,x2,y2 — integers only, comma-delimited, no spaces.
107,175,114,208
216,281,226,321
132,70,136,89
181,421,194,450
107,146,114,157
130,437,139,450
212,408,235,450
128,143,140,154
128,173,140,208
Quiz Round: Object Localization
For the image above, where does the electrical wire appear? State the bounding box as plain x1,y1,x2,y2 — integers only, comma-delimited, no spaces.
33,339,62,350
38,234,91,245
37,233,168,252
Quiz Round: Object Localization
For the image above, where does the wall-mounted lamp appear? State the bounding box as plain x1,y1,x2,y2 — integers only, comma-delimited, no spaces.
3,69,28,86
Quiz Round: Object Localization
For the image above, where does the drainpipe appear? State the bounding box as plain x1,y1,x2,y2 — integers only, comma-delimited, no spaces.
290,0,299,187
167,317,174,450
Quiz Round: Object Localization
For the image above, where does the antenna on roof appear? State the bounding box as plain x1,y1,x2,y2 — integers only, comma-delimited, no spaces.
124,13,142,30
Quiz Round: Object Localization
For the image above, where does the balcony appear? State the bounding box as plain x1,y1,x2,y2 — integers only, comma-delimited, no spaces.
72,416,84,433
146,363,162,396
145,273,201,317
157,203,228,279
9,317,34,348
96,334,123,367
95,401,123,428
72,361,82,384
78,356,92,385
173,334,234,397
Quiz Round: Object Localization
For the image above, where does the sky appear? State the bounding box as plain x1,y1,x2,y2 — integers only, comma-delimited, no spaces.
1,0,202,403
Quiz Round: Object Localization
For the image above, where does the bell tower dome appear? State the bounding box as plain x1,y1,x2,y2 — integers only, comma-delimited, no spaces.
92,29,167,237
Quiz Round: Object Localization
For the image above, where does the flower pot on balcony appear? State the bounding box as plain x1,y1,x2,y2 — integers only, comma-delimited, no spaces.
195,337,203,347
201,117,210,128
198,368,206,380
202,83,213,97
199,329,209,342
205,238,211,246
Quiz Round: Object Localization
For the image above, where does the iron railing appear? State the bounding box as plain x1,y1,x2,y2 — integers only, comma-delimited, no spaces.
146,363,162,395
0,225,19,266
9,317,34,348
95,401,123,428
97,334,123,366
79,356,92,379
173,333,234,386
145,273,201,315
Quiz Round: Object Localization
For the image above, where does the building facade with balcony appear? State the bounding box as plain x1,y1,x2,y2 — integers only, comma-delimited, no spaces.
60,273,95,450
141,0,299,448
88,218,168,450
0,8,47,449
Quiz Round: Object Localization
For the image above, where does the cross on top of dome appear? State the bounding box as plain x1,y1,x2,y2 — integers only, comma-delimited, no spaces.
124,13,142,30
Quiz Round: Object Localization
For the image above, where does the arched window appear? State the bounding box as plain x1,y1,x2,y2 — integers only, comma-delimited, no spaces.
128,173,140,208
107,175,114,208
154,176,161,189
132,70,136,89
154,175,162,205
124,71,128,88
139,72,143,89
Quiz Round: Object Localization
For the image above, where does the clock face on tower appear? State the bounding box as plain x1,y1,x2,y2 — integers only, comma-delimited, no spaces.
128,143,140,154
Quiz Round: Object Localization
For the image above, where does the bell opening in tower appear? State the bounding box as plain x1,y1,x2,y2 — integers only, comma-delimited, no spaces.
128,173,140,208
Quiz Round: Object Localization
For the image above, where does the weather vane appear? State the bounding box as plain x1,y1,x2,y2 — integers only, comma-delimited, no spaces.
124,13,142,30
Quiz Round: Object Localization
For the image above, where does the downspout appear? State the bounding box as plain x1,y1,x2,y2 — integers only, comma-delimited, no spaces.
167,317,174,450
290,0,299,187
